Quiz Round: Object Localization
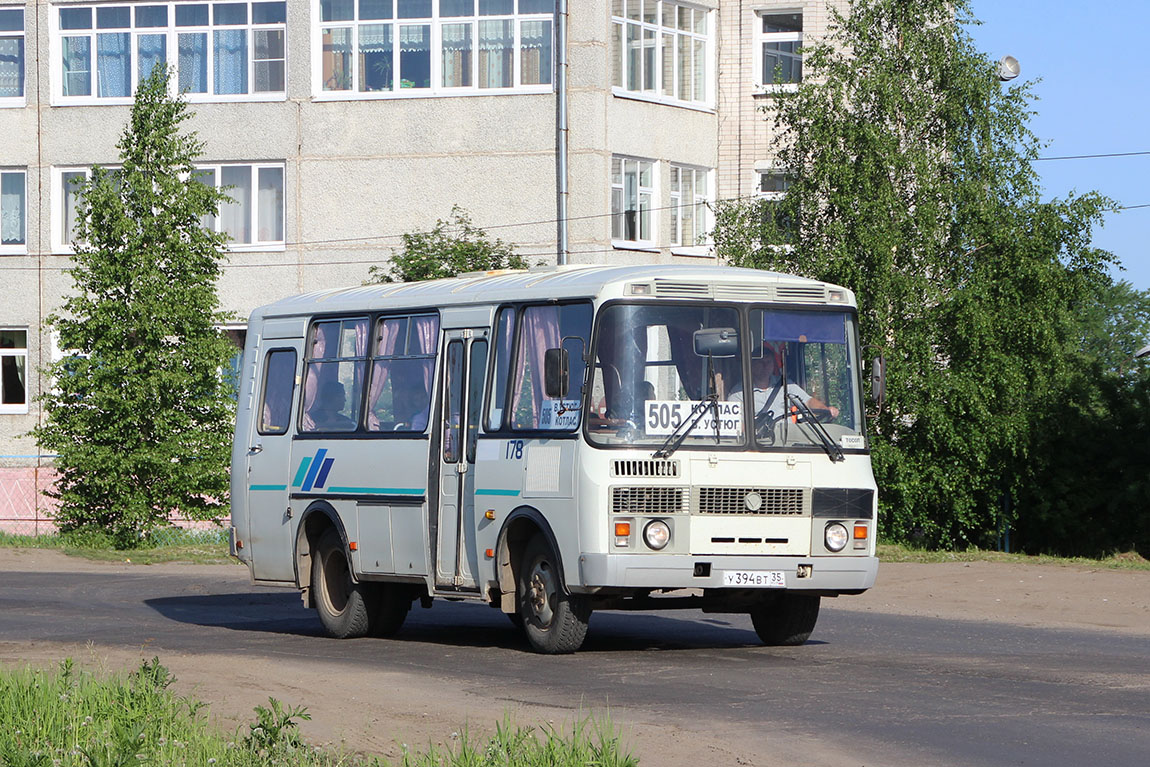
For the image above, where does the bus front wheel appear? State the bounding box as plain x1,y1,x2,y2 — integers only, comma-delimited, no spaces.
749,593,821,646
517,535,591,654
313,528,377,639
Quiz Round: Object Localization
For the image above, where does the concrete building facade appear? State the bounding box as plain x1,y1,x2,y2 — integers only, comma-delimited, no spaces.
0,0,845,529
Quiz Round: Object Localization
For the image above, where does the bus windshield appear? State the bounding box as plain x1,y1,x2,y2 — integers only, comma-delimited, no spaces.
586,303,866,452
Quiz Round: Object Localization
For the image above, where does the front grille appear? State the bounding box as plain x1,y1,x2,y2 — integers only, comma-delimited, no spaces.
612,487,688,514
612,459,680,478
696,487,806,515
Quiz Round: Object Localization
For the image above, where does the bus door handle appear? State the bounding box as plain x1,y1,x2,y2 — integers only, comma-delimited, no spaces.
457,462,468,475
249,444,263,455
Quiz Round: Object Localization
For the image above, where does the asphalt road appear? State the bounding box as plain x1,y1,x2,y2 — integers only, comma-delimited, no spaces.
2,563,1148,766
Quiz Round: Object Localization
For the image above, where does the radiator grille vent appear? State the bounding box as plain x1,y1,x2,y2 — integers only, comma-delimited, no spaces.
653,279,711,299
612,487,688,515
775,285,826,302
696,487,806,515
713,283,770,301
612,459,681,478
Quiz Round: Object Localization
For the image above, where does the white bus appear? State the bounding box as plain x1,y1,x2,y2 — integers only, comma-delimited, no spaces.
230,265,879,653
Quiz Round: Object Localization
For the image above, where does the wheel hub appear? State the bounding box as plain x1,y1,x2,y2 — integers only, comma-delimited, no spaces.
527,562,555,627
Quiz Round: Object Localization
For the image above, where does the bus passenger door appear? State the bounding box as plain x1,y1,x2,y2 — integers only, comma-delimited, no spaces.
245,342,302,583
435,329,488,591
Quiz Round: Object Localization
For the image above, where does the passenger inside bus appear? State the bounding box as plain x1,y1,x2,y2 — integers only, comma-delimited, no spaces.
308,381,357,431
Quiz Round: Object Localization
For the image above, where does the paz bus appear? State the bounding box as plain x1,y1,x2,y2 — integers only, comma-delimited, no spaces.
229,264,879,653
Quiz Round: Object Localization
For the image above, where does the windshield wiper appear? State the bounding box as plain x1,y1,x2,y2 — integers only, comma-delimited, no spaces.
786,393,845,462
653,353,721,459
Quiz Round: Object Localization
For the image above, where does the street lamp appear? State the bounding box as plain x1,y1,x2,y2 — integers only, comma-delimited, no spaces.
997,55,1020,82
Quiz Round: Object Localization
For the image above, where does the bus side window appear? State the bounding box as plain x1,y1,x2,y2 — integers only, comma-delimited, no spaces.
485,307,515,431
510,303,591,431
301,318,368,433
258,350,297,435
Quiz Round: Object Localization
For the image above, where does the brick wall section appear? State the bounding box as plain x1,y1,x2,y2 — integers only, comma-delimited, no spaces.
717,0,851,201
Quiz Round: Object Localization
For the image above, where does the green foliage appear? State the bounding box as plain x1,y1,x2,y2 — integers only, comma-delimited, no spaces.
0,659,638,767
367,205,529,284
714,0,1117,549
33,67,236,549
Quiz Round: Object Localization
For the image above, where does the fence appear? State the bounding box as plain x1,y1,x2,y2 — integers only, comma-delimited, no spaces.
0,467,228,544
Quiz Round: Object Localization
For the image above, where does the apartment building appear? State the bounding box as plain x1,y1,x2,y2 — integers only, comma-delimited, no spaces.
0,0,845,526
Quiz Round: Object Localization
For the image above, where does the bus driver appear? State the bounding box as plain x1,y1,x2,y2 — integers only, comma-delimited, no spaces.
731,342,839,421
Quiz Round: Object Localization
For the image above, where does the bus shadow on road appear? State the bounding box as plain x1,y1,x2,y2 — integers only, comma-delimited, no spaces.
144,592,824,652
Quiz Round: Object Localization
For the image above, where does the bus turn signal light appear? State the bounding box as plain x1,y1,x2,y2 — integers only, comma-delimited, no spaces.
854,525,868,540
615,522,631,537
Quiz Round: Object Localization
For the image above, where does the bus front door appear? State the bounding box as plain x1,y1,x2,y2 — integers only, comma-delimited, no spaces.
434,329,489,591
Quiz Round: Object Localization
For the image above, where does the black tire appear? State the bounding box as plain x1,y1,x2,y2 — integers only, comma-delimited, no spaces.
749,593,821,646
369,584,411,638
313,528,377,639
516,535,591,654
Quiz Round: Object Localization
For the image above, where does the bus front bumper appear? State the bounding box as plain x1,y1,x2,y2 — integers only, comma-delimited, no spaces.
576,553,879,594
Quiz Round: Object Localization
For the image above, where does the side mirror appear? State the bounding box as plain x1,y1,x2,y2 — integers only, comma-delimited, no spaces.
544,347,569,399
869,355,886,407
693,328,739,358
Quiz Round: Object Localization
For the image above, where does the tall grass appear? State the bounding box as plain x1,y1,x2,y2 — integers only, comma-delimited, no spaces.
0,659,638,767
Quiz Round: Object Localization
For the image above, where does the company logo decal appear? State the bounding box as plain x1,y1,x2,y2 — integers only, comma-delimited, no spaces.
292,449,334,492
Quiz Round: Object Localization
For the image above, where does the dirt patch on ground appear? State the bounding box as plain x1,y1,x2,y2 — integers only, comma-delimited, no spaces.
2,549,1147,766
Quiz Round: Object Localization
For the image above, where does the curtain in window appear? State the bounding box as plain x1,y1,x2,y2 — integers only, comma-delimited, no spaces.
478,19,511,88
62,171,86,246
0,173,23,245
359,23,392,91
399,24,430,88
0,37,23,97
441,22,472,87
366,319,403,430
257,167,283,242
96,33,130,97
219,166,251,243
178,33,208,93
138,34,166,84
214,29,248,95
511,306,560,428
62,37,91,96
519,19,550,85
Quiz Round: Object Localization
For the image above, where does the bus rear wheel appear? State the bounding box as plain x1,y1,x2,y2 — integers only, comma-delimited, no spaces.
517,535,591,654
749,593,821,646
313,528,377,639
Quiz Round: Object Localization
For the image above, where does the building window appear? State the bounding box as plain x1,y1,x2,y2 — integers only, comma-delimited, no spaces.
610,0,711,107
757,169,795,197
55,2,287,103
670,164,710,248
0,6,24,104
757,169,796,243
56,162,285,250
316,0,554,97
756,11,802,87
0,328,28,414
1,169,25,251
611,156,654,246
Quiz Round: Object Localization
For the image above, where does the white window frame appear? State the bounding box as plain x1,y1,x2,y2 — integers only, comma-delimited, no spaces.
52,162,286,253
611,155,657,249
0,5,25,107
755,167,796,252
0,167,26,253
669,163,712,255
754,8,802,91
50,1,288,106
311,0,555,100
0,327,29,414
610,0,713,111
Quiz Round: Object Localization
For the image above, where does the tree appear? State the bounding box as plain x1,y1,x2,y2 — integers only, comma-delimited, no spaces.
34,67,236,548
366,205,528,284
713,0,1116,548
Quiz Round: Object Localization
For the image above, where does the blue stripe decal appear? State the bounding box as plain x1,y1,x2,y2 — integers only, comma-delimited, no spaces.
291,457,312,488
300,449,327,492
314,457,335,489
475,488,521,497
251,484,288,491
326,487,424,495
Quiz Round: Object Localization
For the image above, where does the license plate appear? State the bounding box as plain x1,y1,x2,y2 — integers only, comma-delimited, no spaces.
723,570,786,588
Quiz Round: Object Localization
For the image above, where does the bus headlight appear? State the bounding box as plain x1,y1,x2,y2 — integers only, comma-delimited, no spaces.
643,520,671,551
824,522,849,552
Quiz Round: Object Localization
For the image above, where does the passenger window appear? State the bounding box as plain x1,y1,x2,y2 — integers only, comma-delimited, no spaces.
485,307,515,430
466,340,488,463
301,317,368,432
366,313,440,432
443,341,464,463
510,303,592,431
258,349,296,435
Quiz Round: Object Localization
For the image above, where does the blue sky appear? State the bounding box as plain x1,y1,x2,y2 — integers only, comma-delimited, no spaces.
968,1,1150,292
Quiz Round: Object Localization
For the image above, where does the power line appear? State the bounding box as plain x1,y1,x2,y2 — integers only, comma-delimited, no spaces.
1035,151,1150,162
